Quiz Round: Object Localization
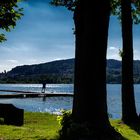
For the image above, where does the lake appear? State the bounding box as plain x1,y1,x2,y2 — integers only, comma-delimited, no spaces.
0,84,140,119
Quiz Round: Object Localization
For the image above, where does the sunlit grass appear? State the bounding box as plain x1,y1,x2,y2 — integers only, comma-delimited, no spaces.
0,112,140,140
0,112,60,140
111,119,140,140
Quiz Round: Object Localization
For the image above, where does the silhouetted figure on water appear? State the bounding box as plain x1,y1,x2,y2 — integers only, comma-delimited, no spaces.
41,82,46,93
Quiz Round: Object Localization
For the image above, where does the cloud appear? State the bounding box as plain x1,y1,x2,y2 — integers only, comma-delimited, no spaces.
1,1,140,73
0,60,19,72
134,50,140,60
0,0,74,72
108,46,118,50
107,46,121,60
7,60,19,64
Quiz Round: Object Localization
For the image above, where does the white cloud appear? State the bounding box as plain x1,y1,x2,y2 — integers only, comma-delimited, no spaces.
108,46,118,50
107,46,140,60
0,63,17,72
7,60,18,64
107,46,121,60
134,50,140,60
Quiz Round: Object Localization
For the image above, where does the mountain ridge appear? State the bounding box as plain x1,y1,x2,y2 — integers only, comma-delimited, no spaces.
1,58,140,83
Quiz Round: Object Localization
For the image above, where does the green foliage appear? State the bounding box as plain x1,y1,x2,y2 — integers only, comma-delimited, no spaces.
57,110,105,140
119,48,123,58
111,0,140,24
57,111,125,140
51,0,140,25
57,110,94,140
0,0,23,42
50,0,77,11
0,34,6,42
111,0,121,16
132,0,140,24
57,110,72,126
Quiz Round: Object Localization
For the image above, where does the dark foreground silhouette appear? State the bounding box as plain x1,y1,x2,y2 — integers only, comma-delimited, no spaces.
0,103,24,126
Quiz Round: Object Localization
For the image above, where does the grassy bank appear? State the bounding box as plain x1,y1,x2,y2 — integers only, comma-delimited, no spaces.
0,112,60,140
0,112,140,140
111,120,140,140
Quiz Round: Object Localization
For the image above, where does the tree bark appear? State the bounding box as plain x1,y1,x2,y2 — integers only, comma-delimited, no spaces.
72,0,111,129
121,0,138,124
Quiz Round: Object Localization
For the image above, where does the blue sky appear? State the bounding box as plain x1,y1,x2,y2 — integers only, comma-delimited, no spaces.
108,16,140,61
0,0,140,72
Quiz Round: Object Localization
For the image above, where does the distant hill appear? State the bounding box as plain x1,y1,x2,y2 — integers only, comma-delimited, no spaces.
1,58,140,83
107,59,140,83
0,59,74,83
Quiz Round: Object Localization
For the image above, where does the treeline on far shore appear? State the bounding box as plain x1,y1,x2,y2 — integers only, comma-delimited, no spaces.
1,74,140,84
0,74,74,84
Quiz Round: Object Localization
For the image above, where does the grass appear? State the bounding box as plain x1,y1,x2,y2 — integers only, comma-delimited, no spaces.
0,112,140,140
111,120,140,140
0,112,60,140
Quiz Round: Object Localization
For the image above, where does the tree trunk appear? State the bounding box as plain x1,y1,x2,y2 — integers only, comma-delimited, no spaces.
72,0,111,129
121,0,138,124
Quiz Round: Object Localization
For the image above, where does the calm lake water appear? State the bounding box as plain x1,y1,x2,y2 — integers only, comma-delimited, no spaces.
0,84,140,119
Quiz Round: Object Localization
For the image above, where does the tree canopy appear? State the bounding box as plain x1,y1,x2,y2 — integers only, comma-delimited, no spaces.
0,0,23,43
51,0,140,24
111,0,140,24
50,0,77,11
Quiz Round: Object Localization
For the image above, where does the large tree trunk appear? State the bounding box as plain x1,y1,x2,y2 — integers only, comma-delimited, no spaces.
121,0,138,124
72,0,111,129
58,1,123,139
